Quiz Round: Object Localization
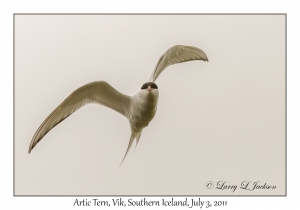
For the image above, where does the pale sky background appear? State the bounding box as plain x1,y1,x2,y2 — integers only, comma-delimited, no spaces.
2,1,300,209
15,14,285,196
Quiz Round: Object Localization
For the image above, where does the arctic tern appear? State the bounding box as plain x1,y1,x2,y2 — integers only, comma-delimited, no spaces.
28,45,208,165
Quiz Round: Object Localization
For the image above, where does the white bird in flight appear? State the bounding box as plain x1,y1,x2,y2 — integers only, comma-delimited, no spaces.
28,45,208,166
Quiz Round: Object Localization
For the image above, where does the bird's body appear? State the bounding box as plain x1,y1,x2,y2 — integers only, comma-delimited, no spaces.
129,86,159,132
28,45,208,165
122,82,159,164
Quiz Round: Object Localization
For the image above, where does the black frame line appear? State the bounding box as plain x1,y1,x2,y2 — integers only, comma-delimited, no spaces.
13,13,287,197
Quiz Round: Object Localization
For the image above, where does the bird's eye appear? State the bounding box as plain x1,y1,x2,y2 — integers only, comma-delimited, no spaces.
152,84,158,89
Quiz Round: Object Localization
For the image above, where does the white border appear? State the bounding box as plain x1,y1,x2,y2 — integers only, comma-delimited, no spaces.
1,0,298,209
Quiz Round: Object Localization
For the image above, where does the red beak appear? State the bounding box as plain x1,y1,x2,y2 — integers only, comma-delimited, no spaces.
146,86,153,91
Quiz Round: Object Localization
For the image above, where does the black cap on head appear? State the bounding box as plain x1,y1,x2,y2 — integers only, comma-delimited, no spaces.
141,82,158,90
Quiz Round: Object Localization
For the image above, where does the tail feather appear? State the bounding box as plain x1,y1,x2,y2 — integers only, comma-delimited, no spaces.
134,130,143,153
119,132,137,167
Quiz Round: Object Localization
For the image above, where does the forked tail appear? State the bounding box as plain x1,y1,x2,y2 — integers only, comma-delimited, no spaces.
119,130,142,167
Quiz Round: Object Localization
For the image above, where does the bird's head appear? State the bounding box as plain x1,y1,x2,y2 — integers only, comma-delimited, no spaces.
140,82,159,99
141,82,158,91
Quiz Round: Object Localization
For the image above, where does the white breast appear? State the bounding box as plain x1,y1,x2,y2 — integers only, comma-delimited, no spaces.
129,89,159,132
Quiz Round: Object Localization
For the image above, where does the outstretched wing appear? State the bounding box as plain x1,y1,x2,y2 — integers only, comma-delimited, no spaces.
29,81,132,153
149,45,208,82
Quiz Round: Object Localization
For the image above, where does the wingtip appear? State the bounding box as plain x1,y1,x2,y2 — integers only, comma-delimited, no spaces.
202,52,209,62
200,57,209,62
202,53,209,62
28,144,34,154
119,158,126,168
